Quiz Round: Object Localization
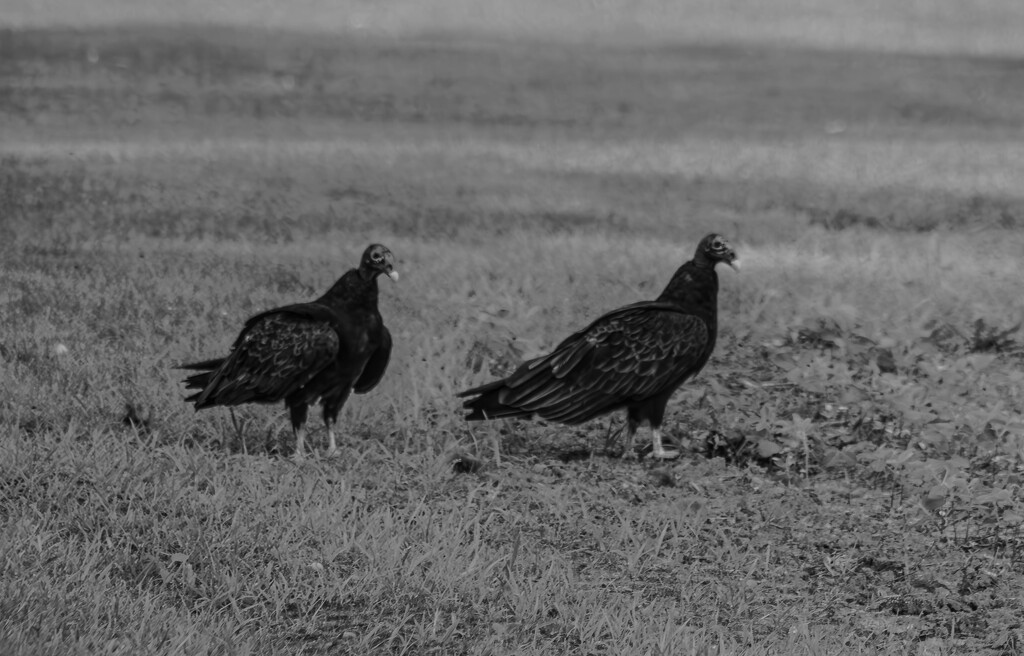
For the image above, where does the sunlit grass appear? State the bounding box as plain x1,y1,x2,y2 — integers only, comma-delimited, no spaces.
6,131,1024,198
3,201,1021,653
3,28,1024,656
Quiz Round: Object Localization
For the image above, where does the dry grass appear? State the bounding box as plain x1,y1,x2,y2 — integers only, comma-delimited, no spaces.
2,27,1024,656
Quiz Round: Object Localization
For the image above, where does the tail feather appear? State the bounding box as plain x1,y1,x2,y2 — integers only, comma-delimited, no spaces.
179,358,225,406
187,382,253,409
462,394,535,421
178,358,225,371
459,378,536,421
459,360,611,425
183,370,217,390
456,378,507,399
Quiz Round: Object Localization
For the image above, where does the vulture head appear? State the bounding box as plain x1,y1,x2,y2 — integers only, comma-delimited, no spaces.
360,244,399,282
695,234,740,271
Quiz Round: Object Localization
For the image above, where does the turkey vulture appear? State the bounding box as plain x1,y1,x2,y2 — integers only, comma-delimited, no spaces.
181,244,398,459
458,233,738,460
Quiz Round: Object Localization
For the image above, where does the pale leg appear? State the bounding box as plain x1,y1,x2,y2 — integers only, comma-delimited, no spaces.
293,426,307,461
320,389,349,458
324,426,339,458
651,427,680,460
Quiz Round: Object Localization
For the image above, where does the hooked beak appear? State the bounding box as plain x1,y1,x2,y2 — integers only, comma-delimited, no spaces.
384,253,399,282
728,257,741,272
381,250,399,281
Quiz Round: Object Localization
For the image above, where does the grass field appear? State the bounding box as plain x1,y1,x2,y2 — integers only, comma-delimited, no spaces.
2,16,1024,656
6,0,1024,56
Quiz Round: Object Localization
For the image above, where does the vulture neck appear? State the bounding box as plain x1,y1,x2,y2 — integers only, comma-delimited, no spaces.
319,269,379,309
656,260,719,315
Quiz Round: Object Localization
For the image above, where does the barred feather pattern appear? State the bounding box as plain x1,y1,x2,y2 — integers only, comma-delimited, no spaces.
186,314,339,408
461,304,712,424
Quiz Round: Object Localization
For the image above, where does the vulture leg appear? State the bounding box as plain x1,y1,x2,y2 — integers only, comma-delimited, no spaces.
288,401,310,460
633,395,679,460
293,426,308,461
650,427,679,460
324,426,338,457
321,387,352,457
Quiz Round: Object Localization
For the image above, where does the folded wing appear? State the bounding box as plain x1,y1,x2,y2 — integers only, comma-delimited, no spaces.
354,326,392,394
460,303,711,424
185,312,339,408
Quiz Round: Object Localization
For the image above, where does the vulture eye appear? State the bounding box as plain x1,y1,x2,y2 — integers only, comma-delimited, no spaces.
372,252,383,263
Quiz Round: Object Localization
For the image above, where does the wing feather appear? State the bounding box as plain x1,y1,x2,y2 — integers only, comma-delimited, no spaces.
190,313,339,407
354,326,392,394
465,304,712,423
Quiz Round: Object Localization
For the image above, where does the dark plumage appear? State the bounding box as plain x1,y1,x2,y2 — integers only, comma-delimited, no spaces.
458,233,738,460
181,244,398,458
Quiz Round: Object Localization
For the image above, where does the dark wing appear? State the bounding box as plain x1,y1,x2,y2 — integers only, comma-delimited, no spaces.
354,325,392,394
460,303,712,424
179,358,226,392
186,312,339,408
237,303,340,342
179,358,225,372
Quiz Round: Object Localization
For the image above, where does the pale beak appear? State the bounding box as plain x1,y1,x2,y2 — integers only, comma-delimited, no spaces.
728,258,741,272
383,251,399,281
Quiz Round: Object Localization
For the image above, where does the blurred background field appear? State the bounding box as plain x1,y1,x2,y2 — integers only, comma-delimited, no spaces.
6,0,1024,55
1,2,1023,654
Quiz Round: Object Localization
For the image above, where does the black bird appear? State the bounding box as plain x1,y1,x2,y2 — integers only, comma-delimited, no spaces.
458,234,738,460
181,244,398,458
